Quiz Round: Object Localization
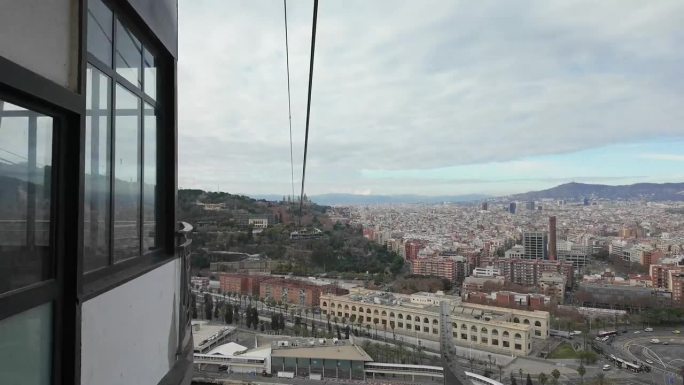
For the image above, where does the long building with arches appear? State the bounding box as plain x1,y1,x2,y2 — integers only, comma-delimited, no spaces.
320,290,550,356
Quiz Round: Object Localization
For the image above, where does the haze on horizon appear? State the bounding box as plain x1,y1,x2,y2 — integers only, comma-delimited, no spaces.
178,0,684,197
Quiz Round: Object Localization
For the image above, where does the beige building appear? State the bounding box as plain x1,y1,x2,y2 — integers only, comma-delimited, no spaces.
320,290,549,356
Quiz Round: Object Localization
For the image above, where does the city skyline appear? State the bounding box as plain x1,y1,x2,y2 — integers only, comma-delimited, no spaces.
178,1,684,196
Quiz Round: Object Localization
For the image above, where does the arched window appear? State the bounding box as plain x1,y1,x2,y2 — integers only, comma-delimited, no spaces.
398,314,404,320
322,301,328,307
406,315,412,321
534,321,541,327
461,324,467,330
471,325,477,332
358,307,364,313
337,304,342,309
373,309,379,315
515,333,522,339
330,302,335,308
344,305,349,310
432,319,438,325
381,311,387,317
351,306,356,312
513,317,520,323
423,317,429,323
491,329,499,336
366,308,371,314
503,331,510,337
390,312,395,318
523,319,530,325
481,327,488,334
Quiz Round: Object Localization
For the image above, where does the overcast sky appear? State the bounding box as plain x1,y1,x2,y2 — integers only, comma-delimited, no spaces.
178,0,684,197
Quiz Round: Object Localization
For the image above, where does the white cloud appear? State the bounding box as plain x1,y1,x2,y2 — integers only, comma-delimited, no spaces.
178,0,684,195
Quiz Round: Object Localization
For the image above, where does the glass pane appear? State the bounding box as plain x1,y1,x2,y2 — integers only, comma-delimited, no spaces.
143,48,156,100
87,0,113,66
113,84,141,262
143,103,157,251
84,66,111,272
0,99,53,294
115,20,142,88
0,303,52,384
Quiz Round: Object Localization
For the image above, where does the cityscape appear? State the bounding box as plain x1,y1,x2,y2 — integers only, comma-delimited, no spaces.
184,185,684,385
1,1,683,385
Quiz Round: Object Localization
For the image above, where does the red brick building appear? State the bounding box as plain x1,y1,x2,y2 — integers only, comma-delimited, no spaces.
478,257,574,288
405,241,422,261
411,256,466,282
219,273,268,296
259,278,348,307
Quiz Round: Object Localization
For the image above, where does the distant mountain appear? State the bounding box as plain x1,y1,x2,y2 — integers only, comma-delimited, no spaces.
509,182,684,202
250,193,489,205
310,193,489,206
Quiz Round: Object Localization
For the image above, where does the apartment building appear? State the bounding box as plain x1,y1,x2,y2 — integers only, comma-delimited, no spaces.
479,257,574,288
260,278,347,307
219,273,268,296
411,256,466,282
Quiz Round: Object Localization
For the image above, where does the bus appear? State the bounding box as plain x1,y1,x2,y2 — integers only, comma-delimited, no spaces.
608,354,644,373
597,330,618,338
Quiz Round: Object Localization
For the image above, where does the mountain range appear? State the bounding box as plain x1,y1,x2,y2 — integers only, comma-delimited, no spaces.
250,182,684,205
508,182,684,202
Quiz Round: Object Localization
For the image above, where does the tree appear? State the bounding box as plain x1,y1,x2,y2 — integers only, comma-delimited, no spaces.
538,372,547,385
594,373,606,385
224,303,233,324
551,369,561,385
510,372,518,385
577,363,586,384
526,373,533,385
497,364,505,382
204,293,213,320
246,306,253,328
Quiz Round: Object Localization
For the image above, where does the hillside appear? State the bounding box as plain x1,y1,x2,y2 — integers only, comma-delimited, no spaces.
509,182,684,202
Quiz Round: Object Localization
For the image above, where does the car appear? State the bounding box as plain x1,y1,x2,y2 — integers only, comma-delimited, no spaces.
673,330,681,334
650,338,660,344
602,365,611,371
634,331,641,334
664,341,669,345
645,327,654,332
646,359,654,364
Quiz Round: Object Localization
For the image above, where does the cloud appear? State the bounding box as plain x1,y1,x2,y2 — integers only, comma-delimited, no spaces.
178,0,684,195
639,153,684,162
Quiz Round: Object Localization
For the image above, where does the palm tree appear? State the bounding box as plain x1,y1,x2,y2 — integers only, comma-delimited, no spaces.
497,364,504,382
594,373,606,385
577,363,586,384
551,369,561,385
538,372,547,385
373,319,379,338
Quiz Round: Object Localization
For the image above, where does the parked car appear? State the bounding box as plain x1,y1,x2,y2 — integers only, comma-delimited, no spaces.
650,338,660,344
673,330,681,334
634,330,641,334
645,327,654,332
602,365,611,371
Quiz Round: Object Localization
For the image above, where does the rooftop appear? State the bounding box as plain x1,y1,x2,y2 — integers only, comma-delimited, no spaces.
271,344,373,362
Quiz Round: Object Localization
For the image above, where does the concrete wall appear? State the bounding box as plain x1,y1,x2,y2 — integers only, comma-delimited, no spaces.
0,0,78,90
81,258,181,385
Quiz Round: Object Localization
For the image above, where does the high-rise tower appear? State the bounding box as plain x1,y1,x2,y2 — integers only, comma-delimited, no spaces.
549,216,557,261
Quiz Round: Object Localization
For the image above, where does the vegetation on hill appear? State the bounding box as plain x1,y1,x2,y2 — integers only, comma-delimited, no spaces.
178,189,404,277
